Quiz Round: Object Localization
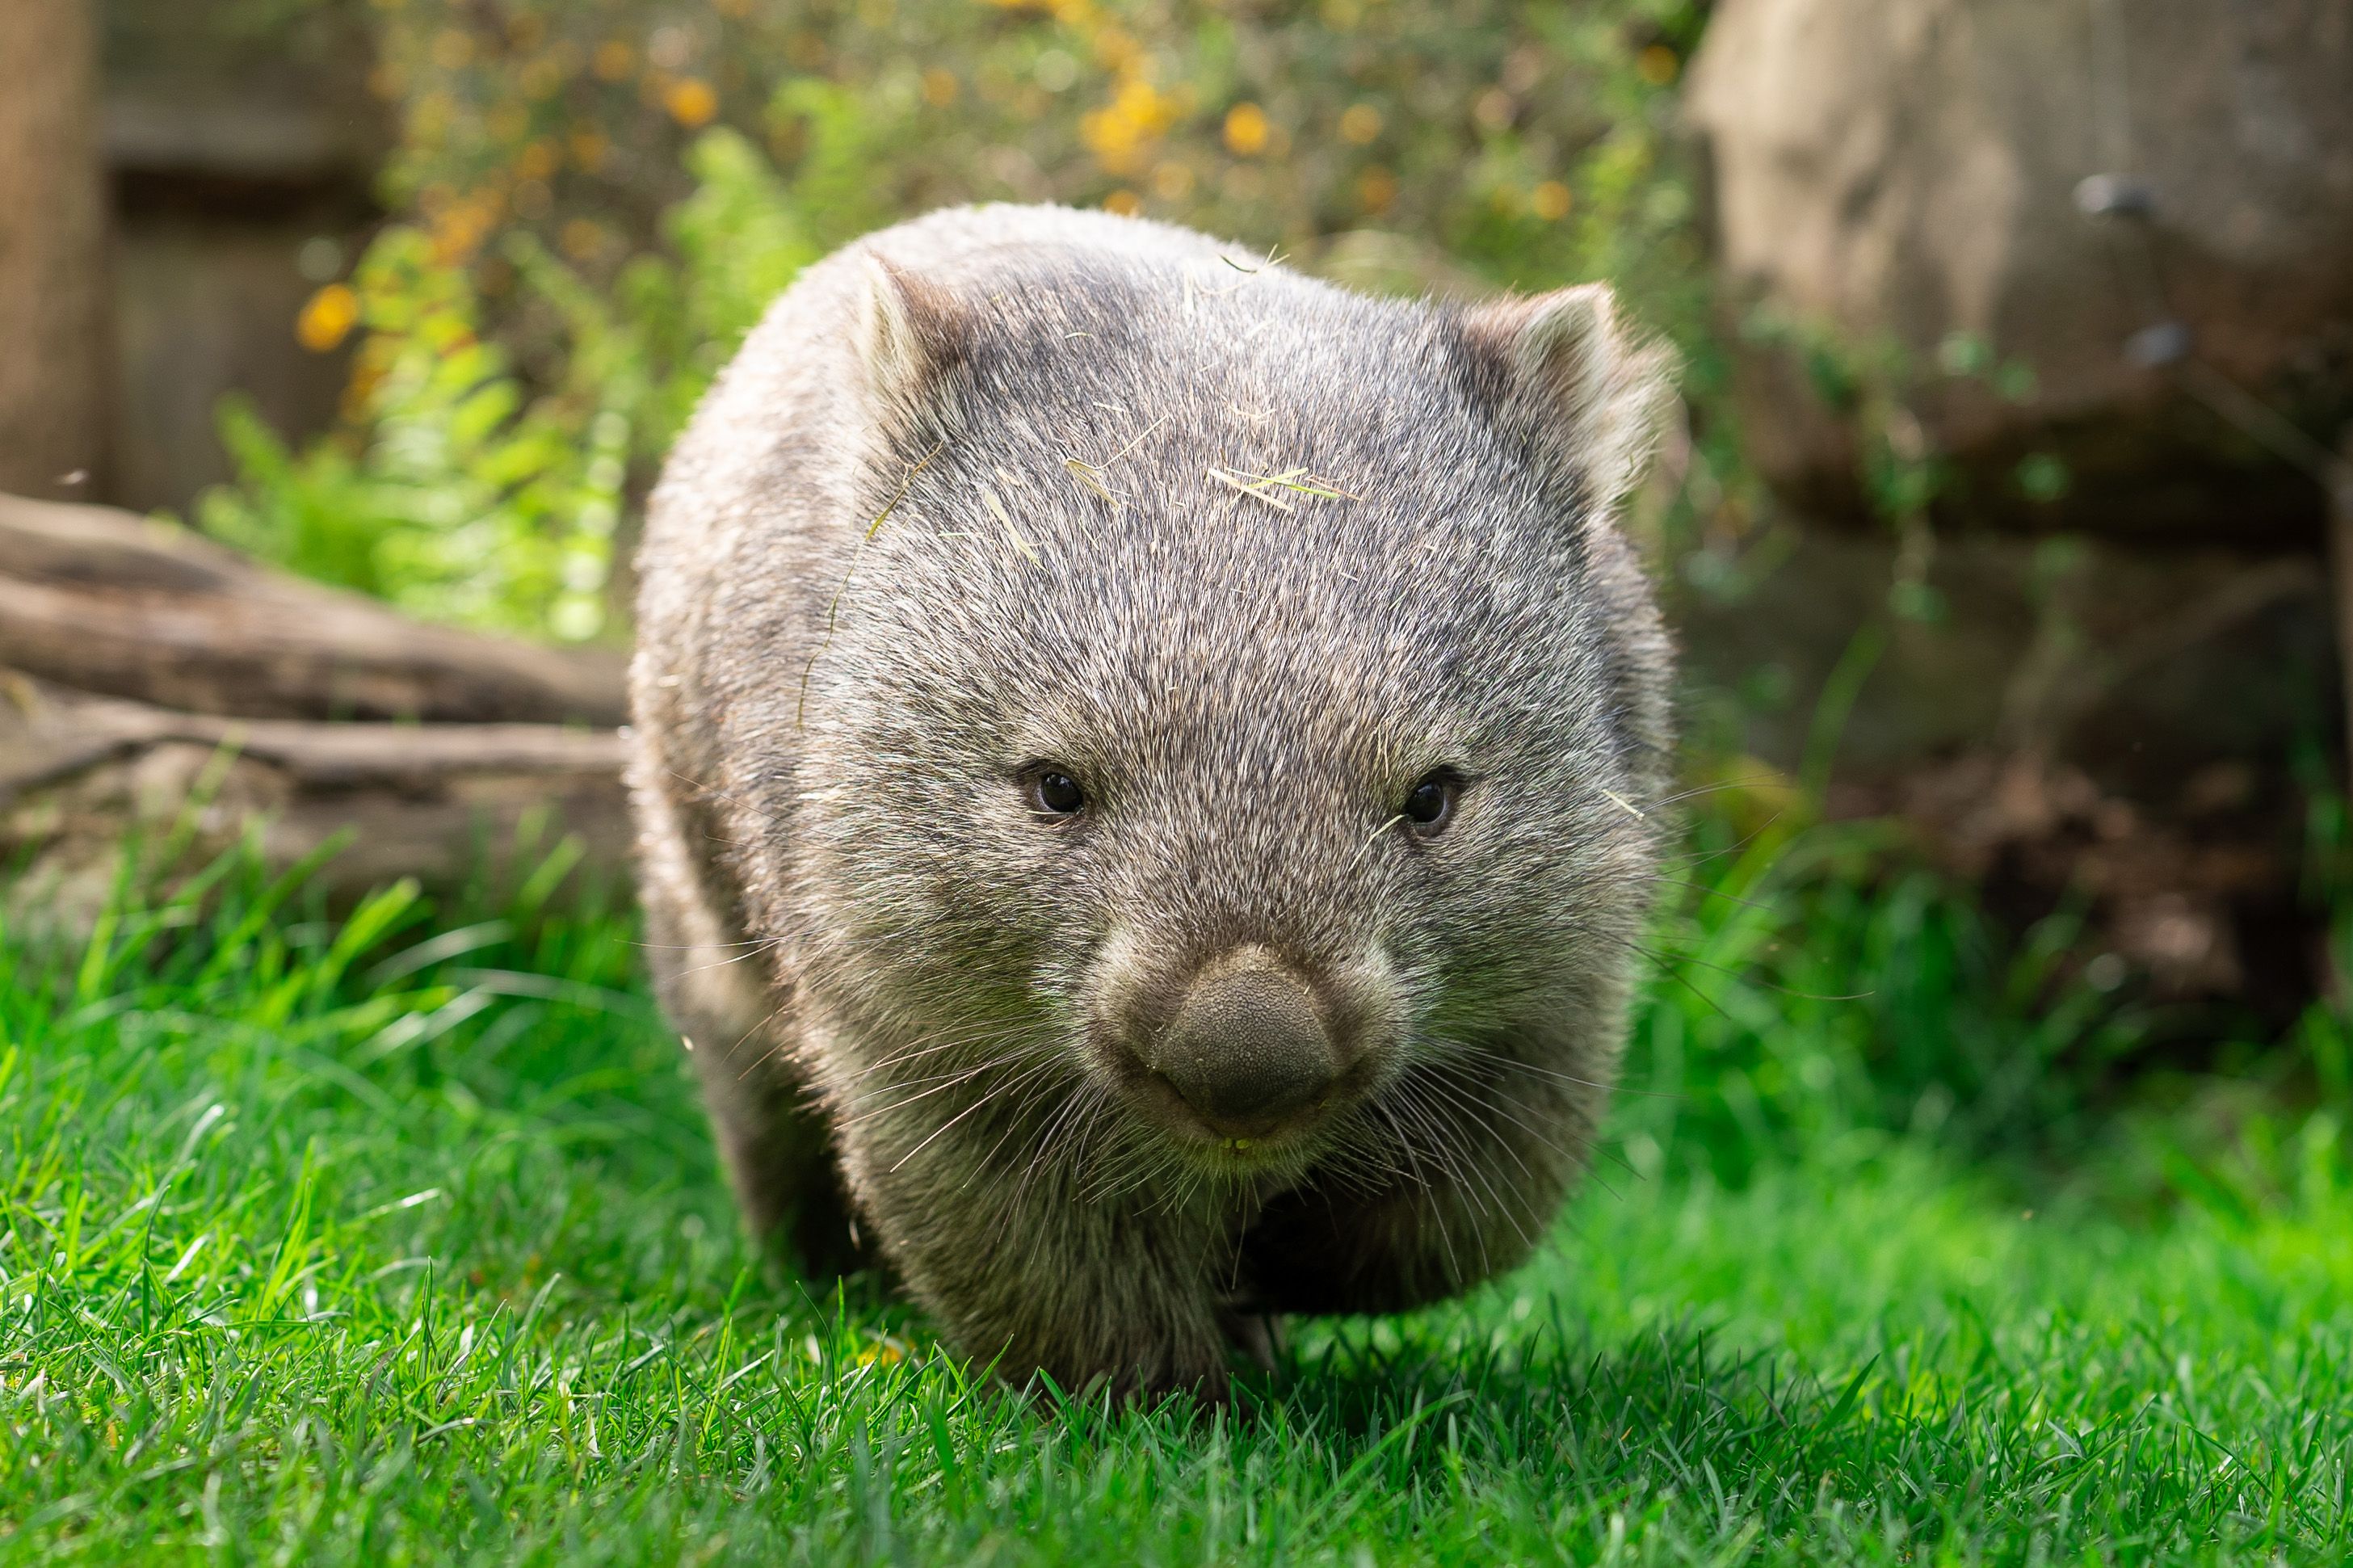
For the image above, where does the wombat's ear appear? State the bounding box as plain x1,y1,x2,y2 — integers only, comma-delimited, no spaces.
1456,284,1676,515
854,255,972,436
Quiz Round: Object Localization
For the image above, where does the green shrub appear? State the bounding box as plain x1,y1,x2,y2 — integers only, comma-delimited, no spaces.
196,123,830,641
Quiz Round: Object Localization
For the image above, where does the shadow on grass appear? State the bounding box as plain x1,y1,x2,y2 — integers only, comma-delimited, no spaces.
1259,1314,1842,1492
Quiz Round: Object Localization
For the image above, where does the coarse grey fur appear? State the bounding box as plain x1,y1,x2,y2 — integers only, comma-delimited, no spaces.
628,204,1676,1399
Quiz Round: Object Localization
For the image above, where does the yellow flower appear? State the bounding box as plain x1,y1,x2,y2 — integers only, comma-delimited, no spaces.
922,68,960,107
1103,188,1142,216
1636,44,1680,86
664,78,720,128
1339,103,1381,145
296,284,361,353
1080,75,1175,175
1223,101,1270,157
1355,165,1397,214
593,40,634,82
1532,179,1573,221
428,193,501,265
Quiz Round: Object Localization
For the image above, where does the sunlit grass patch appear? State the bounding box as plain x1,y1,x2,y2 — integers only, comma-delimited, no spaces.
3,844,2349,1563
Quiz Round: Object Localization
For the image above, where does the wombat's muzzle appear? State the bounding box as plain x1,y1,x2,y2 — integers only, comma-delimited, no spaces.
1141,963,1340,1137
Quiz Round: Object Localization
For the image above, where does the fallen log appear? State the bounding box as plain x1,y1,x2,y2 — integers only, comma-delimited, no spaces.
0,493,632,934
0,673,631,932
0,491,627,724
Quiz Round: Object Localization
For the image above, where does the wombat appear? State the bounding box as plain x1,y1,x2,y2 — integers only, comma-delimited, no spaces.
628,204,1675,1399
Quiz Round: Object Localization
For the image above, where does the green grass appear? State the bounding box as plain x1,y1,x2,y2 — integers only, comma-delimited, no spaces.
4,847,2351,1565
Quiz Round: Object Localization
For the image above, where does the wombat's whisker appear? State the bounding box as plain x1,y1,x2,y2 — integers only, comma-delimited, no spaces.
1369,1099,1464,1284
1417,1070,1548,1183
1634,943,1872,1003
1641,872,1784,919
1389,1087,1501,1276
1653,818,1787,869
670,939,782,978
840,1053,1030,1128
1666,972,1754,1032
1002,1087,1087,1200
662,766,787,831
1412,1094,1527,1259
1058,1097,1130,1211
969,1075,1074,1192
886,1054,1069,1175
1317,1108,1415,1195
982,1128,1063,1251
720,993,800,1080
1389,1081,1489,1211
850,1024,1041,1088
1440,1063,1639,1192
1647,776,1785,810
632,937,775,951
1447,1040,1687,1102
847,1021,1037,1084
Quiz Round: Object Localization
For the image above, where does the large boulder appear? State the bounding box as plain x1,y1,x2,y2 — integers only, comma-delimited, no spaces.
1686,0,2353,543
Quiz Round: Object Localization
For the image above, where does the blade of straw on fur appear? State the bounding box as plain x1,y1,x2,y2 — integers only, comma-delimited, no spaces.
1063,457,1120,508
1351,814,1405,869
1209,465,1363,511
1596,788,1648,821
979,483,1042,564
1208,467,1297,513
1100,414,1168,469
1254,467,1363,501
795,440,945,729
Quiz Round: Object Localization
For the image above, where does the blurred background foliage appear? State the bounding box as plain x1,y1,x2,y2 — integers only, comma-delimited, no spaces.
190,0,1728,643
134,0,2352,1149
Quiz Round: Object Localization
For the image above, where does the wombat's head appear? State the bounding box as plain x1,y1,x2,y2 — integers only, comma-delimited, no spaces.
791,233,1674,1189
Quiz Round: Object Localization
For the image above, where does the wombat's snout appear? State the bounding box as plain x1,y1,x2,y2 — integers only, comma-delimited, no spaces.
1141,964,1339,1137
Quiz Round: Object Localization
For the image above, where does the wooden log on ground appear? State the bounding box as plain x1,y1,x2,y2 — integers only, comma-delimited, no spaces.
0,673,630,932
0,492,627,724
0,493,633,933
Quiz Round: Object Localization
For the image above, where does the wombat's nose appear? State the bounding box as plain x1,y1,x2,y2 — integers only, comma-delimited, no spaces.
1147,965,1338,1134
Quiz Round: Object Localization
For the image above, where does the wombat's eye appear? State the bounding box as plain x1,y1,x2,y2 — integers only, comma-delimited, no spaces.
1025,767,1086,818
1401,769,1462,837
